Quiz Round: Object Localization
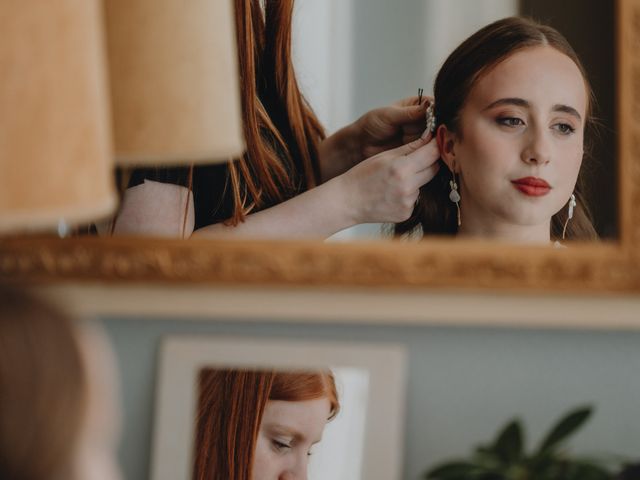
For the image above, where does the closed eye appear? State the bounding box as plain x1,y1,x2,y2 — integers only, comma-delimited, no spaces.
272,439,292,452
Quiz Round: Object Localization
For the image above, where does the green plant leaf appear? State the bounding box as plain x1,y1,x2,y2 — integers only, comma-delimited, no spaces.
562,459,615,480
472,446,503,471
424,461,476,479
424,461,500,480
537,405,593,455
492,419,524,466
523,450,555,474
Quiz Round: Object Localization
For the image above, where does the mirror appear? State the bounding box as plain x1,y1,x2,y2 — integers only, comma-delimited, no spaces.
2,0,640,297
19,0,616,243
91,0,615,243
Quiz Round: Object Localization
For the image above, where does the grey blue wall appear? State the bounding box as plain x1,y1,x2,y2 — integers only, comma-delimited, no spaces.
101,317,640,480
351,0,428,118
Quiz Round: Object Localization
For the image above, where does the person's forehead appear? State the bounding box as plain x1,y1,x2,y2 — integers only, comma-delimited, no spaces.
263,398,330,420
261,399,330,437
468,46,588,111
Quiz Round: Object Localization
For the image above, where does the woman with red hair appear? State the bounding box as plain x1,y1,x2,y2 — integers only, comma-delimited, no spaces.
113,0,439,239
193,369,339,480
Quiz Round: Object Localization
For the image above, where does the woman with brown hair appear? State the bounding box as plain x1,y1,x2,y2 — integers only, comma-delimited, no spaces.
0,286,122,480
194,369,339,480
396,16,598,244
113,0,440,238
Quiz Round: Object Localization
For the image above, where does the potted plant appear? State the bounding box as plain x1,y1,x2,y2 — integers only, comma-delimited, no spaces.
424,406,620,480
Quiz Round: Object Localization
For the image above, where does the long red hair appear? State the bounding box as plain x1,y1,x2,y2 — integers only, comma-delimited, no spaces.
193,369,339,480
114,0,323,232
223,0,325,225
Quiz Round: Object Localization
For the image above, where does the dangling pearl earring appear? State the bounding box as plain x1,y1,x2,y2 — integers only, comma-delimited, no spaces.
449,174,461,227
562,193,577,240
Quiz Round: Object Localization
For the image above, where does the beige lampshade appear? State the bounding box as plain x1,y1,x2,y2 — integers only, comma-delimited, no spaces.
0,0,117,234
104,0,245,166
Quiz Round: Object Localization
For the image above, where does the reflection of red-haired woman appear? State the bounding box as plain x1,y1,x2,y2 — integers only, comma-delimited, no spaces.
115,0,439,239
194,369,339,480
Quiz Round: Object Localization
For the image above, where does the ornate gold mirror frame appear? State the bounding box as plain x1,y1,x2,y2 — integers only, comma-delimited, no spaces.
1,0,639,295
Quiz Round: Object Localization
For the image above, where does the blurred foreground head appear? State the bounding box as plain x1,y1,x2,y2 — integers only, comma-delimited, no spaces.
0,285,122,480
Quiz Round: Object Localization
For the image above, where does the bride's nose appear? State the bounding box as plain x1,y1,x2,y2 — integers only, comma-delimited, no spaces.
521,128,551,165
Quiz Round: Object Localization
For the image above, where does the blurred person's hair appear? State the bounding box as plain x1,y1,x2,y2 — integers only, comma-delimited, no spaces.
0,285,87,480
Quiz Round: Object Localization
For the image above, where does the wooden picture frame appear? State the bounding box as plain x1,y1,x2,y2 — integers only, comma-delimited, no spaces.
150,336,407,480
1,0,639,296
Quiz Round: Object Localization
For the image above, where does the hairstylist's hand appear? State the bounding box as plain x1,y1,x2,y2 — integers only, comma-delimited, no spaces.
356,96,432,160
337,135,440,224
318,96,433,183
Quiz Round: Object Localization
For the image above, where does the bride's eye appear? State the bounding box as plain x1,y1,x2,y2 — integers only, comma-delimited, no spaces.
553,122,576,135
497,117,525,127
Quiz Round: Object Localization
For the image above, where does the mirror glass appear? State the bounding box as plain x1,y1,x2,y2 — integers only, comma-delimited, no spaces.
19,0,617,245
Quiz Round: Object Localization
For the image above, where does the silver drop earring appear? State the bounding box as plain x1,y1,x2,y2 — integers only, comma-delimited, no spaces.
449,174,461,227
561,193,577,240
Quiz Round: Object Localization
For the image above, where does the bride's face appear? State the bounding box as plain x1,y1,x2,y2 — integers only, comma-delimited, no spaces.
440,45,587,231
252,398,330,480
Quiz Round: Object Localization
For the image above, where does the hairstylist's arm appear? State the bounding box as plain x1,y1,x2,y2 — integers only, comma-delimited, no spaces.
318,96,430,182
192,136,439,239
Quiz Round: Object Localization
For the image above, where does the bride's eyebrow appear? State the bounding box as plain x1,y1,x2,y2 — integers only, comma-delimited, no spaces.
483,98,529,110
482,98,582,121
552,104,582,121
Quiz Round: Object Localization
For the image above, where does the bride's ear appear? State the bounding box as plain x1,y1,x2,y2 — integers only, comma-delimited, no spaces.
436,124,458,173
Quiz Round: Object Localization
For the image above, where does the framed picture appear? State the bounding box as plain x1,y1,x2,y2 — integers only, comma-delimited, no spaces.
150,336,407,480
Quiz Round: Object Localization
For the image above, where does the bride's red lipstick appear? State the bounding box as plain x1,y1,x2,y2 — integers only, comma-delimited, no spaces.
511,177,551,196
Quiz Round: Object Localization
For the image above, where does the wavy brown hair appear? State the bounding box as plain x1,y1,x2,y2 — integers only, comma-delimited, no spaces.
223,0,324,225
395,17,598,241
193,369,339,480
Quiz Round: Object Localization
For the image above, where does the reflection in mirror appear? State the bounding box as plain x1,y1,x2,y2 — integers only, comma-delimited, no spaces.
394,16,598,245
15,1,615,246
194,367,368,480
94,1,614,245
520,0,617,239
